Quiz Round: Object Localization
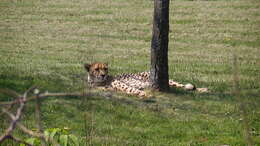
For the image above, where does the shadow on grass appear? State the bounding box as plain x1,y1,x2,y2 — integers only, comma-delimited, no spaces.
0,74,34,92
0,72,83,102
168,86,235,102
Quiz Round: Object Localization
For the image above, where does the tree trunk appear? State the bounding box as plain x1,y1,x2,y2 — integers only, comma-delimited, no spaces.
150,0,170,91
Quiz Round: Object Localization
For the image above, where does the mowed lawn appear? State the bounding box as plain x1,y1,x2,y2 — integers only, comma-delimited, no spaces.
0,0,259,145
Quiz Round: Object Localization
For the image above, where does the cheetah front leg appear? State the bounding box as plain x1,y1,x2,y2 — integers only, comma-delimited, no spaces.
111,80,147,98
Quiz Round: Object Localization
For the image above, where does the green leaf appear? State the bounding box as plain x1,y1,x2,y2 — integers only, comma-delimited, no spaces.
61,128,69,135
49,128,60,140
25,138,36,145
59,135,68,146
44,130,50,141
25,138,41,146
69,134,79,146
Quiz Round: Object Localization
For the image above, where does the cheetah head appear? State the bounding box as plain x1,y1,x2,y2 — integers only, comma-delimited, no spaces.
84,62,109,86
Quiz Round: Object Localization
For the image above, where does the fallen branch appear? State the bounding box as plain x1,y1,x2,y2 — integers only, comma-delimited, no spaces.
0,87,75,145
2,108,43,138
0,87,150,145
0,87,34,142
5,135,32,146
2,103,60,145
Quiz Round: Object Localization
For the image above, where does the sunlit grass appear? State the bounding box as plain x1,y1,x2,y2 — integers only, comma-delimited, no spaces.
0,0,259,145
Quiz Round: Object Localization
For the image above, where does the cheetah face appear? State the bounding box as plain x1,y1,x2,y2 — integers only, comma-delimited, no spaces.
84,62,108,86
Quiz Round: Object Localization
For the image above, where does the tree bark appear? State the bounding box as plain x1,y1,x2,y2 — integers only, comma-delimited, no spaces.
150,0,170,91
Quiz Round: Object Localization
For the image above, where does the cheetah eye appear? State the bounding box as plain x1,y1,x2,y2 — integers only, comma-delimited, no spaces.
95,68,99,71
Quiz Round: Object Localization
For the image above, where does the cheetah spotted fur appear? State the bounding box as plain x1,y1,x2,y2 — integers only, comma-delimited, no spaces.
84,62,208,98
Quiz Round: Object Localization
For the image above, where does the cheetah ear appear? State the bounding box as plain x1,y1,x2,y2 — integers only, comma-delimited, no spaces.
84,63,91,72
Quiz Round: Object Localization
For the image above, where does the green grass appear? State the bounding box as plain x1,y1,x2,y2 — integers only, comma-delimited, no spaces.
0,0,260,145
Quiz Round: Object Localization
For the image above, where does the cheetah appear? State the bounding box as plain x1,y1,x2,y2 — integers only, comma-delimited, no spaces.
84,62,208,98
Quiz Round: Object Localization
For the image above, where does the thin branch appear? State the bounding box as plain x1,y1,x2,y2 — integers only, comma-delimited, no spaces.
0,92,83,106
0,86,39,143
0,87,76,146
2,108,42,137
34,91,47,146
2,108,60,146
0,101,14,116
0,99,23,106
0,88,21,98
7,135,33,146
0,87,151,146
0,87,28,142
0,89,21,116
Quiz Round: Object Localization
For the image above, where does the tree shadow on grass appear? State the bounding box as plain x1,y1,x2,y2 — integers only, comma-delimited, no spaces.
0,74,34,92
169,86,235,99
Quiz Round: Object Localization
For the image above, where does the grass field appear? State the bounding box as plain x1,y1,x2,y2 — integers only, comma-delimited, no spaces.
0,0,260,145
